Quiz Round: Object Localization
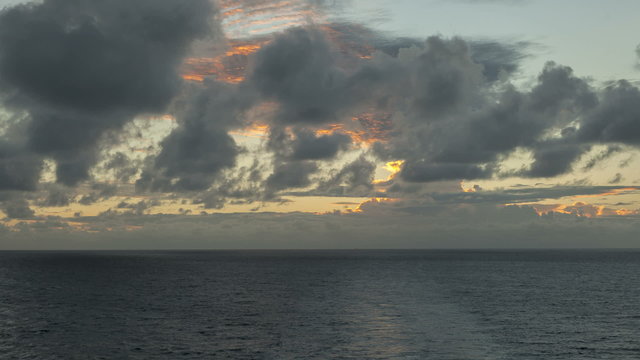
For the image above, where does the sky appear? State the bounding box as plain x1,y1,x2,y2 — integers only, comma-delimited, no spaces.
0,0,639,249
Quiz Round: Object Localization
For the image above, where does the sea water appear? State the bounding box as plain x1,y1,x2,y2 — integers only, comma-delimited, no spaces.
1,250,639,359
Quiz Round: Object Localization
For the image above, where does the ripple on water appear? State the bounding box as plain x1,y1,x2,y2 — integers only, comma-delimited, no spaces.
0,250,639,359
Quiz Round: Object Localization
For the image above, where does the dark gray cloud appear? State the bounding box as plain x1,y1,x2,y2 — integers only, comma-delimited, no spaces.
244,28,553,187
136,82,252,192
0,0,214,186
77,183,118,205
578,81,640,145
101,152,141,183
38,184,72,207
0,0,212,111
401,162,491,182
374,55,595,181
527,61,597,114
193,192,226,210
610,173,623,184
191,160,265,209
0,138,42,191
150,125,238,191
367,48,634,183
2,197,35,219
250,31,640,190
249,27,358,125
266,161,318,193
136,31,371,197
324,156,375,191
250,28,368,193
291,130,351,160
116,199,160,215
525,142,589,178
326,21,535,84
409,37,485,119
468,40,533,81
582,145,622,170
311,155,376,196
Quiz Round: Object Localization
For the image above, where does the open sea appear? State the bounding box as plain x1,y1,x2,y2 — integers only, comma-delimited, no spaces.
1,250,639,359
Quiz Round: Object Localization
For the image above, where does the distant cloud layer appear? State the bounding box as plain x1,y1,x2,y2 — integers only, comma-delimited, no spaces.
2,207,639,250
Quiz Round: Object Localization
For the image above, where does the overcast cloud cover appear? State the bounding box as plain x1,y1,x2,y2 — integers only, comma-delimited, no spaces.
0,0,639,249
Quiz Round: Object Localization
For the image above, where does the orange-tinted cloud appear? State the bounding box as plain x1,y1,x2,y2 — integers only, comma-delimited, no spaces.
312,113,392,147
225,39,269,56
353,112,392,144
532,202,639,218
572,187,638,198
229,123,270,138
185,0,384,84
350,197,398,214
460,182,482,193
181,57,225,82
384,160,404,175
181,37,270,83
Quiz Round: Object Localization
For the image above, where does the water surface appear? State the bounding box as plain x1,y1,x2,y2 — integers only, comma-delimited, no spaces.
1,250,639,359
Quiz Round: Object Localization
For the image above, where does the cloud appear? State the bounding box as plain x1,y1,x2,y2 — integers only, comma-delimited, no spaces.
0,137,42,191
373,53,595,181
610,173,623,184
468,40,534,81
285,155,377,197
315,155,376,196
2,206,639,250
428,185,638,205
1,0,640,231
2,197,35,219
38,184,72,207
0,0,214,186
136,81,251,192
147,124,238,191
532,201,638,218
291,130,351,160
101,152,141,183
77,183,119,205
1,5,621,197
266,161,318,193
401,162,491,182
249,27,359,125
582,145,622,170
190,159,266,208
116,199,160,216
369,47,638,183
578,81,640,145
524,142,588,178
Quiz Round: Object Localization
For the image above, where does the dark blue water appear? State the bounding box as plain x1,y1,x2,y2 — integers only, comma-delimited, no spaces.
1,250,639,359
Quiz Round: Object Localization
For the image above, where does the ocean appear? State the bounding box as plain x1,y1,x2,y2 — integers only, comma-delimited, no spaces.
1,250,639,359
